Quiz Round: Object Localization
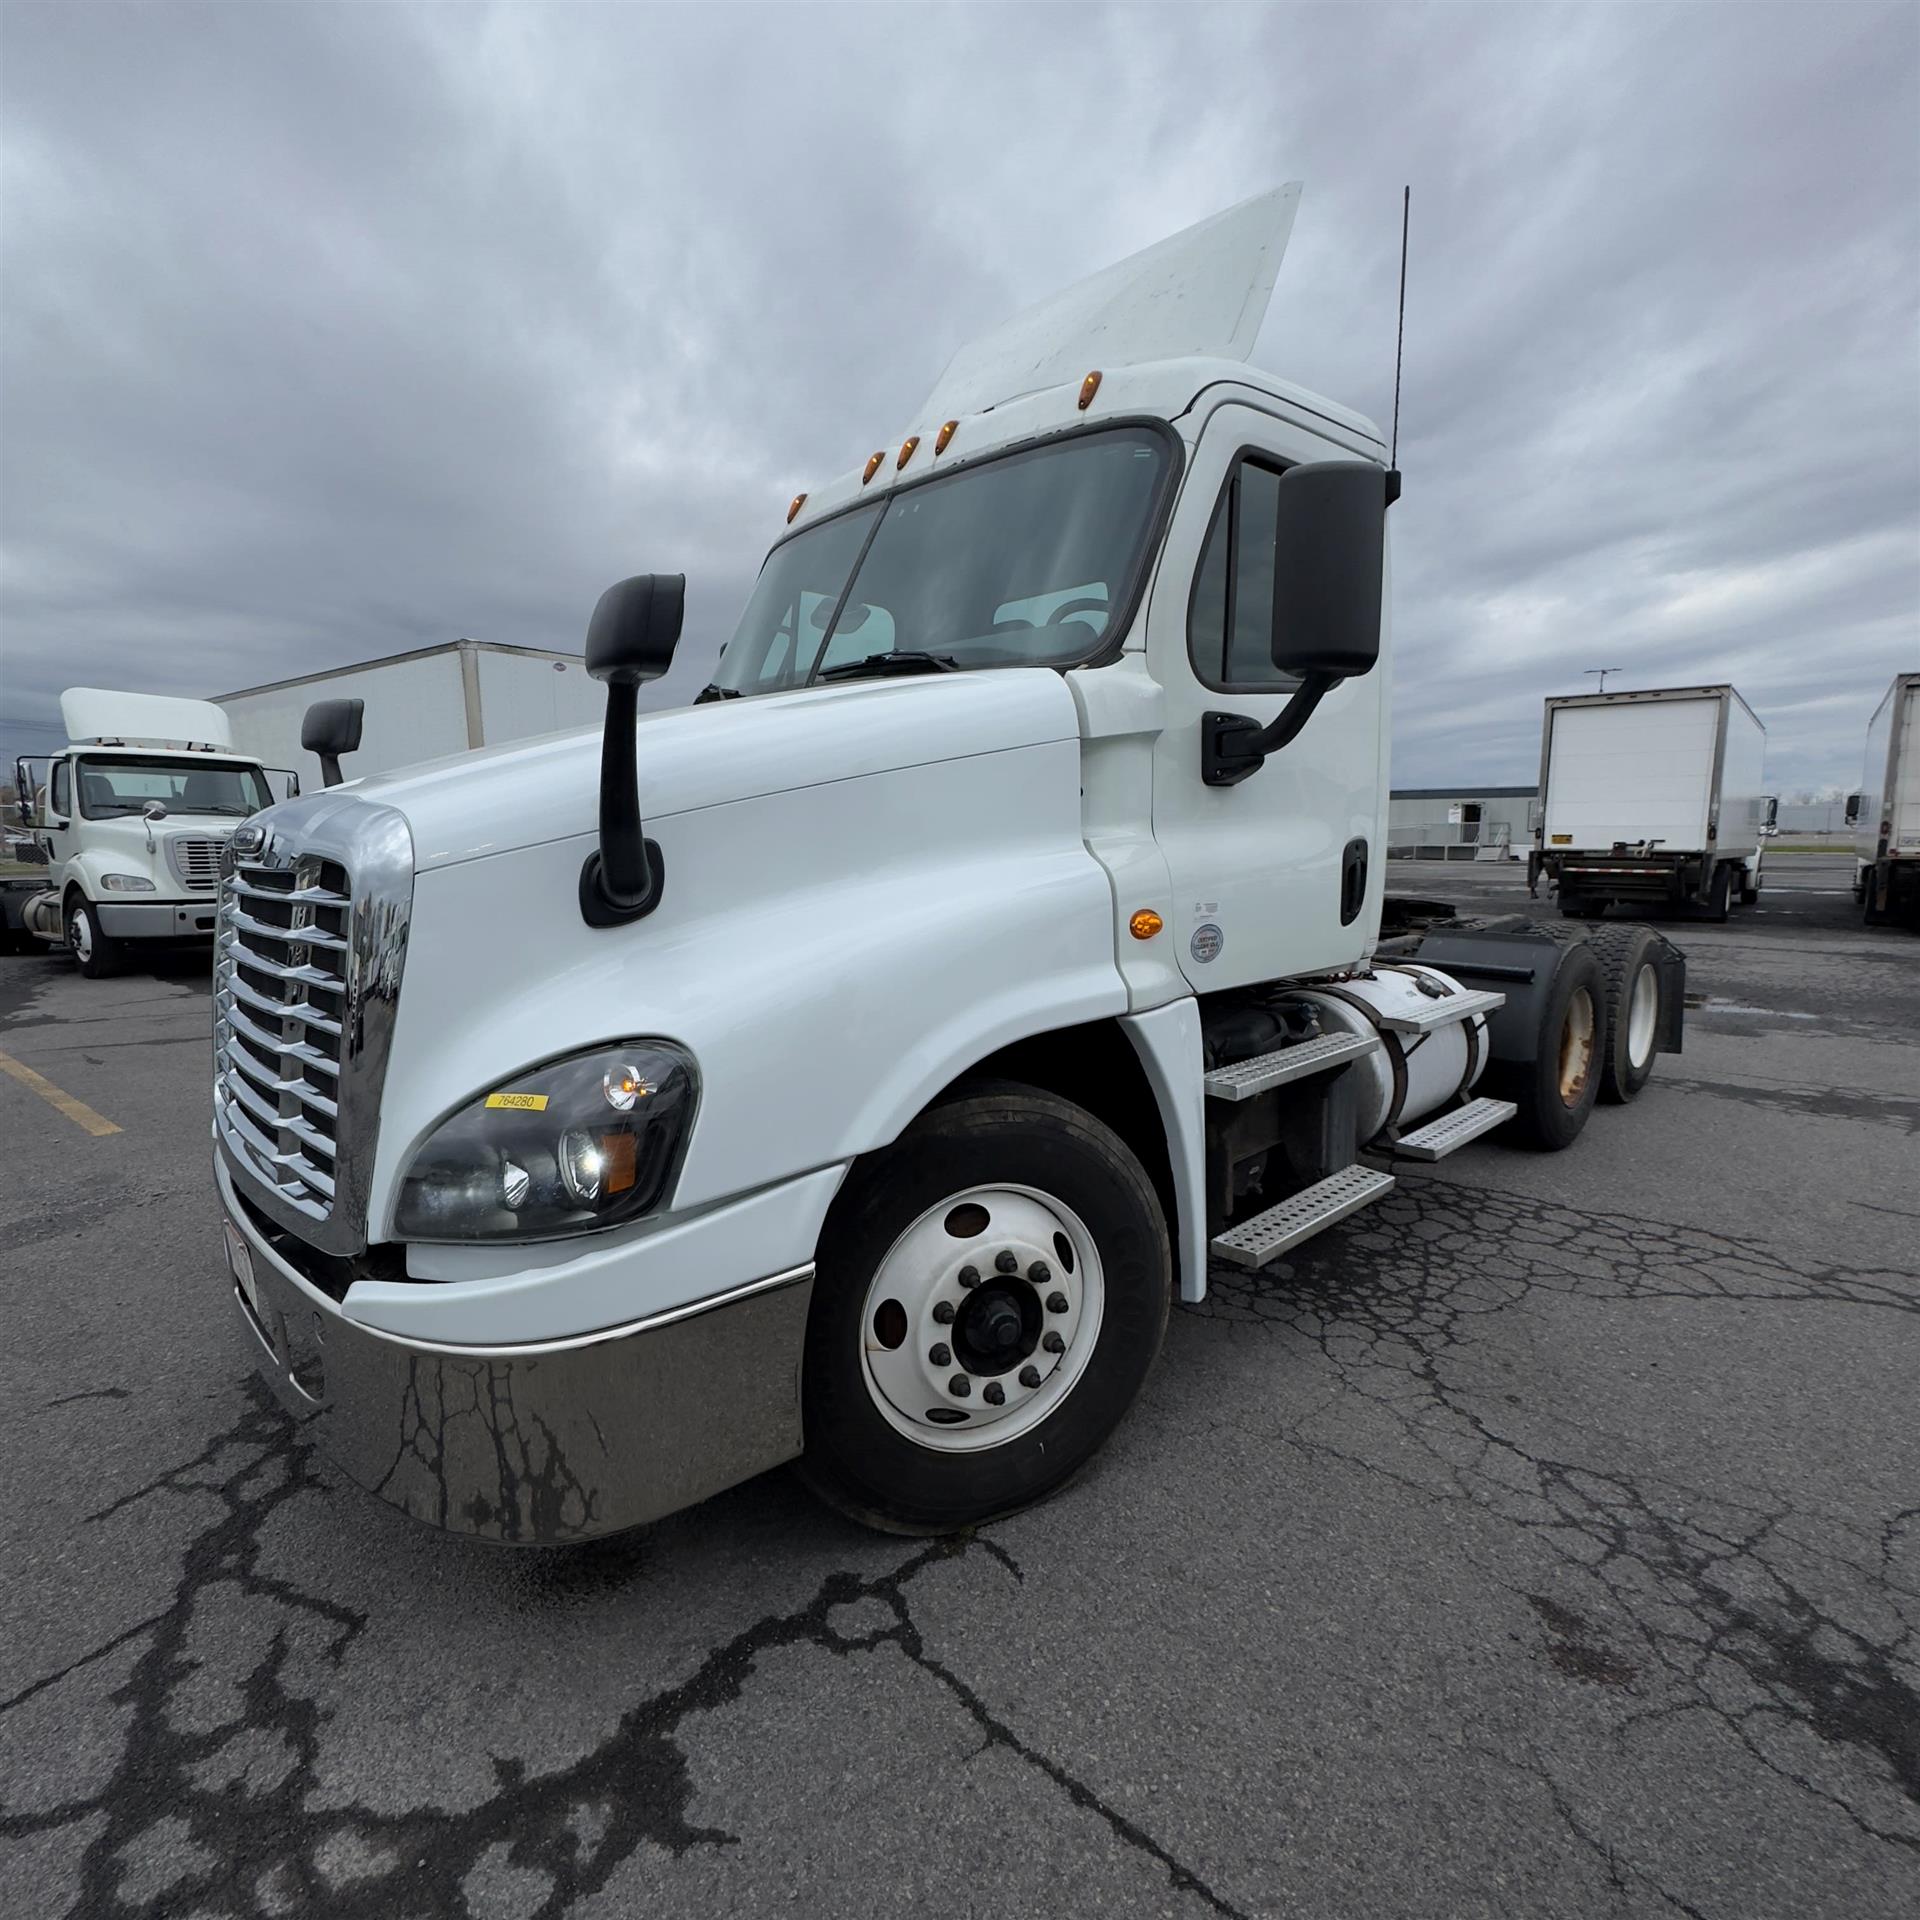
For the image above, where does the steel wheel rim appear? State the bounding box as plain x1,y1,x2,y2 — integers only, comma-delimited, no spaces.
1558,986,1596,1103
859,1183,1105,1453
1626,963,1659,1069
69,908,91,962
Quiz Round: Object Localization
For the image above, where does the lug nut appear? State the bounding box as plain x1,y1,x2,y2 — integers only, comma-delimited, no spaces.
982,1382,1005,1406
1028,1260,1050,1285
932,1301,956,1324
929,1343,951,1367
1047,1291,1068,1313
958,1265,981,1289
1019,1365,1042,1389
995,1251,1019,1274
1042,1332,1065,1354
949,1375,971,1398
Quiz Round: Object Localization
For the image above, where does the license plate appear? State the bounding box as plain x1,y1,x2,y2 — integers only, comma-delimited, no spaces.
224,1221,261,1317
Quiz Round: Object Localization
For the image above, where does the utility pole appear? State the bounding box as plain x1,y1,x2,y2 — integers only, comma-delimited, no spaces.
1584,668,1623,694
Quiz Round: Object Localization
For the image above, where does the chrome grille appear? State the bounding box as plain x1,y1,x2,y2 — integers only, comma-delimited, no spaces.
168,834,228,891
212,794,412,1254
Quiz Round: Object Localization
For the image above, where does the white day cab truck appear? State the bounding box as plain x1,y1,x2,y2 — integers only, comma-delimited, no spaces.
12,691,301,977
210,186,1687,1544
1847,672,1920,929
1530,685,1775,922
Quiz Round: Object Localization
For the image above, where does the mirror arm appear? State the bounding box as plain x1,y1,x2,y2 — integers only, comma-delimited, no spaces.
579,678,665,927
1201,672,1339,787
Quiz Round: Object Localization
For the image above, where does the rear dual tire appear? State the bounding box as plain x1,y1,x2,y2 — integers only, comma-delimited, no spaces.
1587,924,1664,1104
1489,943,1605,1150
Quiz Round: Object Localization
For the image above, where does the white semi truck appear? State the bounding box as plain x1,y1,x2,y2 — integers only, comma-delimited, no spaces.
1530,685,1774,920
210,186,1686,1544
1847,673,1919,928
13,690,295,977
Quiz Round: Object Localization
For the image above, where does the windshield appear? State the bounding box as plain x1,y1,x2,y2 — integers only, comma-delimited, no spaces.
76,756,270,820
712,426,1172,696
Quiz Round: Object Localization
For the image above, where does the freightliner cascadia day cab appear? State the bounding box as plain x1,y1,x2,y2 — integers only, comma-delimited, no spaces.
1530,685,1774,921
13,690,296,977
1847,673,1920,928
211,186,1687,1543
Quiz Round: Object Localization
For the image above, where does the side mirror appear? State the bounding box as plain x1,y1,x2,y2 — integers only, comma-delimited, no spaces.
1203,460,1389,786
12,759,32,828
302,698,364,789
581,573,684,927
1762,795,1779,830
1845,793,1862,825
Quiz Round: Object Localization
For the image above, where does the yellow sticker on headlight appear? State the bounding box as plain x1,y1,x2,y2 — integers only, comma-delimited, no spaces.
485,1092,549,1111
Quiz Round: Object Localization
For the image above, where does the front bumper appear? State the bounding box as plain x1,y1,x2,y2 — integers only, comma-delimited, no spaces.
98,898,221,939
215,1155,813,1544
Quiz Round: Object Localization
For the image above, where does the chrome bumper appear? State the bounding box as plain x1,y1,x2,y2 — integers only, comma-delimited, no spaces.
216,1157,813,1544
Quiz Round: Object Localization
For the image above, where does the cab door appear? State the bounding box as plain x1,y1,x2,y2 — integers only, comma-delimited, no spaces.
40,757,78,886
1144,404,1389,993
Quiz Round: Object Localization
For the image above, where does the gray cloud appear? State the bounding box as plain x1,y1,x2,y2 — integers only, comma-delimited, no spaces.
3,2,1915,793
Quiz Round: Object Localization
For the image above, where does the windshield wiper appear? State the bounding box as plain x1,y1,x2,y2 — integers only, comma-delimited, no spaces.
817,650,960,683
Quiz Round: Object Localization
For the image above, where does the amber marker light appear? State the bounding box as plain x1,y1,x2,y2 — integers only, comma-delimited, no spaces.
897,435,920,469
1129,909,1163,940
935,419,958,454
862,451,885,484
787,493,807,524
1078,370,1102,410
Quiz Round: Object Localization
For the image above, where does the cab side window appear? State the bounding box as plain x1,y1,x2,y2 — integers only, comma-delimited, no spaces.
50,760,71,820
1188,456,1299,692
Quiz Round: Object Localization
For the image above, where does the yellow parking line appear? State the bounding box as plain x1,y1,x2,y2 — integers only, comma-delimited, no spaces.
0,1049,122,1137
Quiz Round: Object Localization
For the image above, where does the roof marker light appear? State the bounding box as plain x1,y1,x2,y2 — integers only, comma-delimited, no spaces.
935,420,958,454
863,451,885,484
787,492,807,524
1078,370,1102,411
897,435,920,470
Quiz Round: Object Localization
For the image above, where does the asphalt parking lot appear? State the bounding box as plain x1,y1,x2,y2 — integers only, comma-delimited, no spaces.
1,851,1915,1920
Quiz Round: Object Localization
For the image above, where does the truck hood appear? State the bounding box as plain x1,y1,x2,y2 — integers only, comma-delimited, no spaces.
349,668,1084,871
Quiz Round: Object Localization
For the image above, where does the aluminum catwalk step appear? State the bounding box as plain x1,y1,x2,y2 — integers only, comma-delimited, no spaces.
1392,1095,1517,1161
1209,1166,1396,1270
1203,1030,1381,1102
1375,988,1506,1034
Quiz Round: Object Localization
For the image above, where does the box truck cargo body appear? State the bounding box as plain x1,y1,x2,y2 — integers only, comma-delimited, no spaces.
216,641,606,792
1532,686,1771,920
1848,672,1920,927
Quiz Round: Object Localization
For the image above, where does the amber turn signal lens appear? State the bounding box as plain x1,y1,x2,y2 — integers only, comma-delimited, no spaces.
787,492,807,524
1078,370,1102,411
935,419,958,454
862,451,884,484
1129,909,1163,940
602,1131,638,1195
897,435,920,469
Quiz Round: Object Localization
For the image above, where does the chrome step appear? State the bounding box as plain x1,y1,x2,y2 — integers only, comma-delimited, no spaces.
1392,1096,1517,1161
1209,1166,1395,1270
1376,988,1506,1034
1203,1030,1381,1102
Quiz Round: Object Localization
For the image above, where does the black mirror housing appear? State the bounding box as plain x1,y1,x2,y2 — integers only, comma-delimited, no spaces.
1844,793,1862,825
1269,461,1387,680
302,698,364,789
586,574,685,687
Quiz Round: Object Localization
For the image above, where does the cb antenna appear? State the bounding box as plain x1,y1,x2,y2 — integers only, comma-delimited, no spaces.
1390,185,1410,470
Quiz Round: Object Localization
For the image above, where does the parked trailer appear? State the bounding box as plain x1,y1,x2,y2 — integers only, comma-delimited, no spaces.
209,184,1685,1546
1847,672,1920,928
1530,685,1774,921
215,640,609,792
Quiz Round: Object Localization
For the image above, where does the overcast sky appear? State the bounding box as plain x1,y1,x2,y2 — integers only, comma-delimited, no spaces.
3,2,1916,793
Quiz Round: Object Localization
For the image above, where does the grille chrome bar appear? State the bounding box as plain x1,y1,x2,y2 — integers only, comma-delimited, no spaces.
213,795,413,1254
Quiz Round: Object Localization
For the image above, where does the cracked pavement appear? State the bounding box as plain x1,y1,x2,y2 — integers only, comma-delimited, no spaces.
1,854,1915,1918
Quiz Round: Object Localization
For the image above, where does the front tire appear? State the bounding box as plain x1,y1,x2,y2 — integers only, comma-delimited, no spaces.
1706,863,1733,923
1488,943,1605,1150
65,897,122,978
798,1081,1172,1535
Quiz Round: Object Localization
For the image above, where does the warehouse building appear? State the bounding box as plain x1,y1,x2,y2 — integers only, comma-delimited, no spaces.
1387,785,1535,861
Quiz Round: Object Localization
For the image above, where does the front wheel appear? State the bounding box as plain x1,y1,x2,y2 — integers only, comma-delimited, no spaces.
1706,863,1733,923
798,1081,1172,1535
66,897,122,978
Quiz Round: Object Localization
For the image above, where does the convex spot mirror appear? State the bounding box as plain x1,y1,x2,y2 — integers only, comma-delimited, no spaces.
301,699,364,758
142,801,168,822
586,574,685,687
1268,460,1389,681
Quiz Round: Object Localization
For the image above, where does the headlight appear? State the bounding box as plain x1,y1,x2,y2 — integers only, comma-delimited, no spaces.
100,873,157,892
393,1043,696,1242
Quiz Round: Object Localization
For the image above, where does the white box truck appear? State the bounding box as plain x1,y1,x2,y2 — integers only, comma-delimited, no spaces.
216,640,608,792
208,185,1687,1546
1847,672,1920,927
1531,685,1774,920
12,689,296,976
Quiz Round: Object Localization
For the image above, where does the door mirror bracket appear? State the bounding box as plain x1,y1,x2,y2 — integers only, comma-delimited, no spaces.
1201,675,1339,786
